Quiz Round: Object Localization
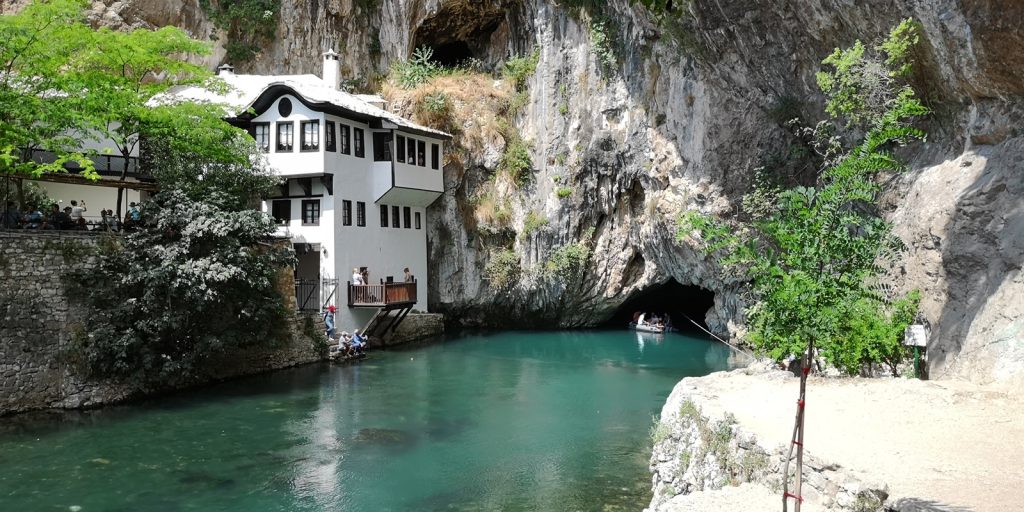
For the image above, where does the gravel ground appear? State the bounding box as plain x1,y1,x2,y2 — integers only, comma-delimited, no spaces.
684,371,1024,511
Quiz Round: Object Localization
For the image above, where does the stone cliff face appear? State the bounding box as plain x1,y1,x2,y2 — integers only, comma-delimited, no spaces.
66,0,1023,386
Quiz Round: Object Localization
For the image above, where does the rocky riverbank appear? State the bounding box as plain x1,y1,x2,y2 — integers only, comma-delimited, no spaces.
647,364,1024,512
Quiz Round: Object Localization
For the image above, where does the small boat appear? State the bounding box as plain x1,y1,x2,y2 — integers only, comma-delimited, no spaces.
629,321,665,334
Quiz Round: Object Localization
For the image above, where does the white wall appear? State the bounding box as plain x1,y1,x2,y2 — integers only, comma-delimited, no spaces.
254,102,441,333
33,181,143,220
256,96,327,178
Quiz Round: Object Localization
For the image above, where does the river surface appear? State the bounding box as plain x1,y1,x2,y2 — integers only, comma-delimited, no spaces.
0,330,740,511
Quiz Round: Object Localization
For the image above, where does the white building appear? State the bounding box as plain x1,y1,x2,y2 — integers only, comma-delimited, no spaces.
162,52,451,335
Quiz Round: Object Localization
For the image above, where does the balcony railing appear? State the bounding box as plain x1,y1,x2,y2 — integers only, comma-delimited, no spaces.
347,281,417,308
27,148,152,181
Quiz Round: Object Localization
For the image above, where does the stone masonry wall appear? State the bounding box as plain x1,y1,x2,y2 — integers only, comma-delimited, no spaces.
0,230,325,416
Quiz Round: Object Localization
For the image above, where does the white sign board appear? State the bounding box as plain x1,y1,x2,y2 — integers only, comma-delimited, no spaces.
904,324,928,347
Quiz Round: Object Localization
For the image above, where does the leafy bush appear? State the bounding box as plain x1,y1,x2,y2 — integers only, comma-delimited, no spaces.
414,90,457,132
678,20,927,375
544,228,594,282
589,18,617,69
556,186,573,199
199,0,279,62
484,249,520,289
521,210,549,237
69,191,293,384
392,46,439,89
500,137,533,187
502,48,540,92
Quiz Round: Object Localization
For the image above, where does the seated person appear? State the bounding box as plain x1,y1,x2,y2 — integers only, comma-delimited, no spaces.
350,329,367,355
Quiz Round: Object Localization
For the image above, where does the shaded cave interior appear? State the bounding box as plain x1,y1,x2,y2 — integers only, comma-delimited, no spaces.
603,279,716,334
411,3,509,69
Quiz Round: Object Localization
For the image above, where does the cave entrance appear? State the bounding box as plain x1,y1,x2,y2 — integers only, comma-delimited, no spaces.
411,2,506,70
604,279,716,334
429,41,473,67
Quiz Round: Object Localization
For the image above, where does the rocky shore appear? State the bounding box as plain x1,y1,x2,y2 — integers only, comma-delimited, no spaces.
647,364,1024,512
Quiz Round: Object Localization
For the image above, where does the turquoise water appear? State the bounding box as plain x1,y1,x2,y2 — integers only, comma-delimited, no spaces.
0,330,739,512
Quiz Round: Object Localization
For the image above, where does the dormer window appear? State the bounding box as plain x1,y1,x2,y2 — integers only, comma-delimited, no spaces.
301,120,320,151
276,122,294,152
252,123,270,153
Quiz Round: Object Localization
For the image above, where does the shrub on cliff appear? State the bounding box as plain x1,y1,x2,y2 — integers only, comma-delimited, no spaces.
678,20,926,376
69,190,293,385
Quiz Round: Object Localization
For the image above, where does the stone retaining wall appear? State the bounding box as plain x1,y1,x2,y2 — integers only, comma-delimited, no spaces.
0,230,325,415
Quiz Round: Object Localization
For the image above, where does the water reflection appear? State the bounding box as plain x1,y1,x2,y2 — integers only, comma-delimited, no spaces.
0,330,741,512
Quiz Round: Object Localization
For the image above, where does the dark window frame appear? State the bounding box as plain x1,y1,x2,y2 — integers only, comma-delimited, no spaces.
356,201,366,227
253,122,271,153
415,211,422,230
339,124,351,155
431,143,440,169
396,135,406,163
372,132,392,162
325,121,336,152
271,199,290,224
379,204,388,227
300,120,320,152
392,205,400,228
354,128,365,158
301,199,321,226
342,199,352,226
403,206,411,229
407,138,416,165
276,121,294,152
417,140,426,167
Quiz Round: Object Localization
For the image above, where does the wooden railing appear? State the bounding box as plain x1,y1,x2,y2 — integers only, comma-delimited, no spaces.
347,281,417,307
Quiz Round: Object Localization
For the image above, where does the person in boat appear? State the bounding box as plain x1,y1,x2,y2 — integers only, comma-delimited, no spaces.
637,312,646,326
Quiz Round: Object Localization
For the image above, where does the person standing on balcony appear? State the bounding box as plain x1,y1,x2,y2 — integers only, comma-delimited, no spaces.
351,267,364,285
403,268,414,283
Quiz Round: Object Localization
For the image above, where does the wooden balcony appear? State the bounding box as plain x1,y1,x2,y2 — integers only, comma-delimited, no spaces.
347,281,417,308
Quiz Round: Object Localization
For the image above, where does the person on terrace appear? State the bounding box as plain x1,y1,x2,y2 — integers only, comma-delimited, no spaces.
351,267,364,285
323,305,336,339
403,267,414,283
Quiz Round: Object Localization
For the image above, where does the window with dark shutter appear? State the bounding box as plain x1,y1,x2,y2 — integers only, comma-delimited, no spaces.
396,135,406,163
380,204,388,227
407,138,416,164
373,132,392,161
417,140,426,166
340,124,351,154
392,205,400,228
325,121,336,151
356,201,366,226
354,128,365,158
403,207,411,229
431,143,439,169
342,200,352,226
271,199,290,224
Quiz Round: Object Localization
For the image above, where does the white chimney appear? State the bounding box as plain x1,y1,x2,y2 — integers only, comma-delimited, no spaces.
217,63,235,76
322,49,340,89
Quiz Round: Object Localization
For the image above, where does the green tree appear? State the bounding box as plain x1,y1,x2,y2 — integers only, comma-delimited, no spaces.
0,0,99,179
678,19,927,376
1,0,245,215
70,190,293,384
